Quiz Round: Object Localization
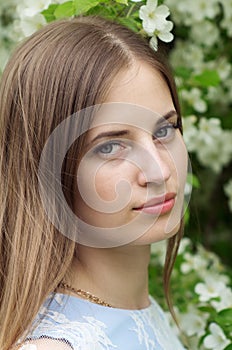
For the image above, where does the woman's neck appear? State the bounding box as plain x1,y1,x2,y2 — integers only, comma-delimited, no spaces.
65,244,151,310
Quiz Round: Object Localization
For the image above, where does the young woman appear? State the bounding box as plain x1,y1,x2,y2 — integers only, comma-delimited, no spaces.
0,16,188,350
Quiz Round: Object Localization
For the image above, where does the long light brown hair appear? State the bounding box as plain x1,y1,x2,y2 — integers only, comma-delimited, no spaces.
0,16,183,349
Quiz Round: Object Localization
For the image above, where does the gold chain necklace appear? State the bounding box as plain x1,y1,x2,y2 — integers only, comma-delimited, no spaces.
58,282,113,308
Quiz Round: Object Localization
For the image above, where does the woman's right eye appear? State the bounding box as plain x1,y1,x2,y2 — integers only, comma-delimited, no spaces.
93,141,126,158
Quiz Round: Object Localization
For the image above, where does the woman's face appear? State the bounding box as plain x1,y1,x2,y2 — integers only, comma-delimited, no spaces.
74,62,188,247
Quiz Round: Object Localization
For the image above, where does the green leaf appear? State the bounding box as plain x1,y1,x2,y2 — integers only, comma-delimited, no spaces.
85,4,115,17
187,173,200,189
183,206,190,225
198,305,216,313
54,1,75,19
73,0,101,15
115,0,128,4
41,4,58,22
193,69,220,87
224,344,232,350
174,66,192,79
215,309,232,326
117,17,140,32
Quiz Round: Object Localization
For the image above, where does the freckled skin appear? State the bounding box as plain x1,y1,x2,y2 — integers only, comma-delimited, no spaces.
74,62,188,245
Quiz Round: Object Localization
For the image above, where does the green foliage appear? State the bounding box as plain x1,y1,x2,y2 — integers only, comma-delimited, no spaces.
73,0,102,16
115,0,129,4
54,1,76,19
192,69,221,88
41,4,58,22
187,173,200,189
216,309,232,331
225,345,232,350
150,239,232,348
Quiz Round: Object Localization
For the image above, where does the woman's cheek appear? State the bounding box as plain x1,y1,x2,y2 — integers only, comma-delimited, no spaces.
94,162,134,214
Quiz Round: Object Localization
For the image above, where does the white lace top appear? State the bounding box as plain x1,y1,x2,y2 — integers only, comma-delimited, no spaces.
21,293,186,350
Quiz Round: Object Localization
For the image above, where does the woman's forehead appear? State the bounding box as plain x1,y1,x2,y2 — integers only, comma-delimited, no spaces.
103,61,174,114
90,102,177,131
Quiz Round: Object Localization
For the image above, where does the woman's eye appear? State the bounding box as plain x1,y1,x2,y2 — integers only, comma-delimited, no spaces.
154,123,178,140
94,141,125,157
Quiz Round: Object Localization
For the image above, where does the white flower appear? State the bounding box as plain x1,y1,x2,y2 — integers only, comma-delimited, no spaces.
197,245,224,274
190,20,219,47
186,335,206,350
182,115,198,152
197,140,232,173
220,0,232,17
19,13,46,37
205,57,231,80
206,86,225,104
204,323,230,350
189,0,220,22
223,78,232,102
139,0,174,46
198,117,221,144
211,287,232,312
157,20,173,41
221,16,232,36
191,118,232,173
17,0,52,17
181,88,207,113
178,305,208,337
150,240,166,265
195,276,226,302
177,237,192,255
0,46,10,73
181,252,207,274
224,179,232,212
171,41,205,73
220,0,232,36
140,0,169,34
166,0,220,26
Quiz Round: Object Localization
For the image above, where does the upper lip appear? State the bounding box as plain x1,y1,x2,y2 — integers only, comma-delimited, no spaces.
134,193,176,209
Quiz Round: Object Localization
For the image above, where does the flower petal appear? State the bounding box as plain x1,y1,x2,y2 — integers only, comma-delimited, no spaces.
163,20,174,31
158,31,174,43
139,6,149,21
154,16,168,31
156,5,170,18
149,36,158,51
147,0,158,9
142,17,158,35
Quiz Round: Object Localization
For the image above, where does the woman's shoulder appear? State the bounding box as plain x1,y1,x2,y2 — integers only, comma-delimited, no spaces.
24,293,117,350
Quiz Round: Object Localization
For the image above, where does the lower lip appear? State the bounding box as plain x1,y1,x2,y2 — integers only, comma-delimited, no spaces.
134,198,175,215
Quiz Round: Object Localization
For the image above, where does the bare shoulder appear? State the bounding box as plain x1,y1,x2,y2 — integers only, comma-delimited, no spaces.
16,338,72,350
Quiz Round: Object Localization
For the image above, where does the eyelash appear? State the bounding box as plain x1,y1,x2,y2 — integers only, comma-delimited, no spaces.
153,122,180,141
93,140,126,158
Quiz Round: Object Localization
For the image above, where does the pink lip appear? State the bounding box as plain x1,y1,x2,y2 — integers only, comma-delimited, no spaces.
133,193,176,215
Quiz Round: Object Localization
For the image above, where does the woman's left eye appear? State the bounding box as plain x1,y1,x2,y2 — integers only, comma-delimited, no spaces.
153,123,178,140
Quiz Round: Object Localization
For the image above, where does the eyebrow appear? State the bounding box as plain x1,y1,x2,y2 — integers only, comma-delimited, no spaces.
90,130,129,144
156,110,178,125
90,110,178,144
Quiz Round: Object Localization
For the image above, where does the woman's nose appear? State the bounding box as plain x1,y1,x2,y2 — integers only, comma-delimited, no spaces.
134,141,171,186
